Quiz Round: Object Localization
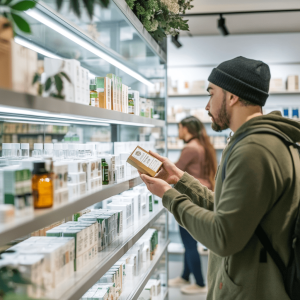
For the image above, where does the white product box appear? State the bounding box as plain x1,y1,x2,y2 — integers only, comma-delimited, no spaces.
121,190,141,220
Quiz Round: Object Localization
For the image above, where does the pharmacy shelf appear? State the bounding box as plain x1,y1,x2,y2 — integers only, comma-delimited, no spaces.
48,207,167,300
0,88,165,128
0,176,144,247
168,91,300,97
168,147,224,151
119,240,170,300
167,121,211,125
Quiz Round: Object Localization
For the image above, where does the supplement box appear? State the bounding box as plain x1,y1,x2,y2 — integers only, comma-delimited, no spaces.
127,146,162,177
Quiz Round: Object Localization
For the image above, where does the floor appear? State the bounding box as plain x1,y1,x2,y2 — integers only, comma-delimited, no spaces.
168,253,208,300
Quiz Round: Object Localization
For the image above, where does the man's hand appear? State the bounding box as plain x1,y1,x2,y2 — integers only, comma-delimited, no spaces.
140,174,172,198
149,151,184,185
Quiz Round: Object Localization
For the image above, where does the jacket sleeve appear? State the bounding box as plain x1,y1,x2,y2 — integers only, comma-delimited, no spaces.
162,143,284,257
173,172,214,211
175,146,198,171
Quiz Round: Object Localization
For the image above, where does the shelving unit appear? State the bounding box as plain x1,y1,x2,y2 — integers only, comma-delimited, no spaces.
119,241,169,300
46,207,167,300
0,0,169,298
168,91,300,97
0,177,144,247
0,89,165,128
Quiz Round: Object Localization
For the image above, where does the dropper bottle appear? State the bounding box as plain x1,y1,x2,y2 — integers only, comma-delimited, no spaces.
90,79,98,107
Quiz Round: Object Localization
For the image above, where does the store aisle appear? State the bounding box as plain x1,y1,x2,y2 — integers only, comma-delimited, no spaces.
169,287,207,300
169,253,208,299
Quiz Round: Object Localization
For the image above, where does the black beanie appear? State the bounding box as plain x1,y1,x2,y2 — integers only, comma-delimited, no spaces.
208,56,271,106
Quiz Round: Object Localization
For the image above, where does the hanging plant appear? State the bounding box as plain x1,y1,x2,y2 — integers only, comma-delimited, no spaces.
0,0,36,35
32,71,71,99
0,0,110,36
126,0,193,42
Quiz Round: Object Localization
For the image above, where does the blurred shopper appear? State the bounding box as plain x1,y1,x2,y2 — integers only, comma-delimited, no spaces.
140,57,300,300
168,116,217,295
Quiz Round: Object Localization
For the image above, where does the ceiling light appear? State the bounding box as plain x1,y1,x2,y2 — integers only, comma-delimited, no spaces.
218,14,229,36
25,9,154,87
171,35,182,48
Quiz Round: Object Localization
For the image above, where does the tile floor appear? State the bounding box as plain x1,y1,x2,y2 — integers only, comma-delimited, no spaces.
168,254,208,300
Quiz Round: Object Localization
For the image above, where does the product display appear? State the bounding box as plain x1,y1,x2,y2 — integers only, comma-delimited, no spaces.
0,3,168,300
127,146,163,177
81,228,159,300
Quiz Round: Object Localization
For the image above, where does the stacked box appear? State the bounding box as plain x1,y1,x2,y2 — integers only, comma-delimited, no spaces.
52,161,69,206
0,166,33,216
46,221,97,272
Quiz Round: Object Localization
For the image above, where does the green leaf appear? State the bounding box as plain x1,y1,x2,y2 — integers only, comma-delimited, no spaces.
11,13,31,33
45,77,52,91
32,72,40,85
3,0,14,5
56,0,63,11
50,93,64,99
60,71,71,83
151,27,166,42
11,1,36,11
70,0,80,18
54,74,63,93
83,0,94,19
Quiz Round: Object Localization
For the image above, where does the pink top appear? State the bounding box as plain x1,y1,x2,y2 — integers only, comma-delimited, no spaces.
175,138,212,189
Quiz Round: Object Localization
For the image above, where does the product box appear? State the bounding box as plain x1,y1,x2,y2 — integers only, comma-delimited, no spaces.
0,24,38,95
127,146,162,177
96,77,111,109
286,75,299,91
106,73,116,110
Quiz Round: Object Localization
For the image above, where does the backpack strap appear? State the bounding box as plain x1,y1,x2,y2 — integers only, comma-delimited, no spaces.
221,127,300,279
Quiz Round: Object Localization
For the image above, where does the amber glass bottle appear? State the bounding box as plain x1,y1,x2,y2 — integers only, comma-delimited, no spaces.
32,162,53,209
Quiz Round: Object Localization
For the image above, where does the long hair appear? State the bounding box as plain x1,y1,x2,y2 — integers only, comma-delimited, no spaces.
180,116,217,190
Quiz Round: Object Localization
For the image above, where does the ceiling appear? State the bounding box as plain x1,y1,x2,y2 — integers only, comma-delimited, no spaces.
180,0,300,36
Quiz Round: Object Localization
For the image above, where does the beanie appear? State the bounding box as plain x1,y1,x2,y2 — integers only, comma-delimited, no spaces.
208,56,271,106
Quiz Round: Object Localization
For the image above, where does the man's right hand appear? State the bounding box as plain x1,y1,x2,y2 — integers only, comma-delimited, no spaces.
149,151,184,185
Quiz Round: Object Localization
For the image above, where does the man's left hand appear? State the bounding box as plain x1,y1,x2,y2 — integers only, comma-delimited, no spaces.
140,174,172,198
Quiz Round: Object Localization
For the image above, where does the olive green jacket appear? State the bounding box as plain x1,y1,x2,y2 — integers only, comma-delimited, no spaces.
163,112,300,300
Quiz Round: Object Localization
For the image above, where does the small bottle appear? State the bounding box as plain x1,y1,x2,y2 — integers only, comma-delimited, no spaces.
90,79,98,107
77,144,86,159
97,79,105,108
53,143,64,160
62,143,68,159
2,143,12,158
32,162,53,209
128,91,134,114
11,143,21,159
21,143,29,159
85,144,94,158
44,143,53,157
68,143,78,159
32,143,43,158
101,159,109,185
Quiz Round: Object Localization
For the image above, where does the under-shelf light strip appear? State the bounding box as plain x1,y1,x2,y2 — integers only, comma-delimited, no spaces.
0,107,155,127
25,9,154,87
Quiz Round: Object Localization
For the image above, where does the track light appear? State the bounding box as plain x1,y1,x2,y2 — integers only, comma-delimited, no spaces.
171,34,182,48
218,14,229,36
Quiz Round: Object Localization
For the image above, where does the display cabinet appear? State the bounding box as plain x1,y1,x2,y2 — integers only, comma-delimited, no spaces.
0,0,168,299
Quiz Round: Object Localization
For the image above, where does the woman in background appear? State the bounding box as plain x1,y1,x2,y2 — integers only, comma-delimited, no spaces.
168,116,217,295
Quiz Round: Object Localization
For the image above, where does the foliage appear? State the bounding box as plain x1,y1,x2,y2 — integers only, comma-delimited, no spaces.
57,0,110,19
0,0,35,35
126,0,193,41
33,71,71,99
0,265,34,300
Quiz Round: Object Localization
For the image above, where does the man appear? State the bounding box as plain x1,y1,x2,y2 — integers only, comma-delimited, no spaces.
140,56,300,300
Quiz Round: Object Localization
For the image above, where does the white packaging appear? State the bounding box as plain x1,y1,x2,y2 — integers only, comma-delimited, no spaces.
121,190,141,220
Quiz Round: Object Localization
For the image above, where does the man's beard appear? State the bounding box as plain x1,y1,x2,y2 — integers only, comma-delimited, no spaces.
208,93,230,132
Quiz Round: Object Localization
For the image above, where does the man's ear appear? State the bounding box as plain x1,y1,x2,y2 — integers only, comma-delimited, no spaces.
229,94,240,107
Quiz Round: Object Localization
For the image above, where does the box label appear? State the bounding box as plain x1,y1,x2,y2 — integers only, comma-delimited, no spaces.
132,149,161,172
